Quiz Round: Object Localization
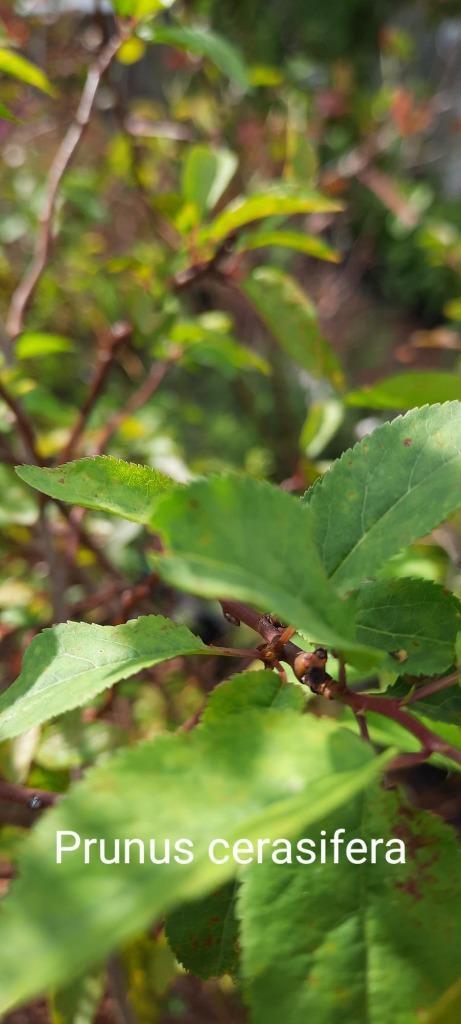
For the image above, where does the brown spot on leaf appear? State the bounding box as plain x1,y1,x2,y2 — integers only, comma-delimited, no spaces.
403,438,412,447
391,649,408,663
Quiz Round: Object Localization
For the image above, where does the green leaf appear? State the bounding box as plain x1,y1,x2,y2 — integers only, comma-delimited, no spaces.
51,968,105,1024
347,372,461,410
166,669,304,980
16,456,174,526
385,678,461,725
114,0,175,15
181,145,237,217
201,190,341,245
343,705,461,772
0,616,208,740
168,321,269,377
0,101,16,121
307,403,461,592
354,578,461,675
139,23,249,90
237,229,340,263
16,333,75,359
154,475,370,655
202,669,306,726
239,787,461,1024
166,882,239,979
0,48,56,96
243,267,343,386
0,708,386,1012
300,399,344,458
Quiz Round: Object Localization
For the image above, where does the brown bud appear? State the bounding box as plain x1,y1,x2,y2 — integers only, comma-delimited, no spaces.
293,652,313,680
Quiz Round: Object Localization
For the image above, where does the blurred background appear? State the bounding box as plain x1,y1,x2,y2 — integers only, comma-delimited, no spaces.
2,0,461,1020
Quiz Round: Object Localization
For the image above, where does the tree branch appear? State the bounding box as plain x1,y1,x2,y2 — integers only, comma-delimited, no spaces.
0,377,42,464
0,779,57,811
60,321,132,462
220,600,461,769
404,671,460,706
6,29,124,340
91,354,179,455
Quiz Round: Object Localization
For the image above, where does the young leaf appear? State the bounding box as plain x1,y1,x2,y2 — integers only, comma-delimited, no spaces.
0,616,208,740
139,23,249,90
115,0,176,14
16,456,174,526
200,190,341,245
17,333,75,359
354,578,461,675
243,266,343,386
166,882,239,979
239,787,461,1024
237,229,340,263
0,712,385,1012
0,48,56,96
181,145,237,217
307,403,461,592
153,475,368,654
347,371,461,410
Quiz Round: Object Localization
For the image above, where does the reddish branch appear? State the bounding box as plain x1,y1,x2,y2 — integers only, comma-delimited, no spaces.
220,599,461,770
2,599,460,817
0,377,42,464
6,29,124,340
0,779,57,810
404,670,460,705
91,354,180,455
60,321,132,462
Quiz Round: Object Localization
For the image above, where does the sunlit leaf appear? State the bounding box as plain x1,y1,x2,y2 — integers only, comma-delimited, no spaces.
16,333,75,360
0,48,56,96
0,704,385,1012
201,190,341,245
154,475,373,655
347,372,461,410
0,616,209,740
16,457,174,526
307,403,461,592
237,229,340,263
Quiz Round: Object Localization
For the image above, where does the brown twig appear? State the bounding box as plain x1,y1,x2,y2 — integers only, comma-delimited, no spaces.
91,355,179,455
0,377,42,463
56,502,125,582
404,671,460,706
0,779,57,810
60,321,132,462
6,29,124,340
219,599,461,769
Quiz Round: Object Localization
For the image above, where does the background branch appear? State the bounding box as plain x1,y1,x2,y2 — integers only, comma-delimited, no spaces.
6,28,124,341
